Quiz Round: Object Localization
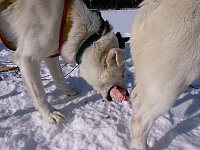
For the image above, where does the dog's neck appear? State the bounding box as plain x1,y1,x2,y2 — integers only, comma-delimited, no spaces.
61,0,103,65
75,17,105,64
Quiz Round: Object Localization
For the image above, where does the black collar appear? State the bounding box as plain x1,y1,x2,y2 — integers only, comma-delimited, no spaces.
75,15,105,64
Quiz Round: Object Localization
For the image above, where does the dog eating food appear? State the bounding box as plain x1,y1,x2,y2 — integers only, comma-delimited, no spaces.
108,85,129,102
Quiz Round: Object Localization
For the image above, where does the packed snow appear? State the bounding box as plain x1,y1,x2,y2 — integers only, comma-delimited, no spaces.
0,10,200,150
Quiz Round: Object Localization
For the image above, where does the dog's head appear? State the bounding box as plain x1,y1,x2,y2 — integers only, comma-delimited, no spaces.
79,32,128,101
61,0,129,101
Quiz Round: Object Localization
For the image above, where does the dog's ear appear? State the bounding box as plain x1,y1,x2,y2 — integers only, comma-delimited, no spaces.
115,32,130,49
106,48,125,67
123,37,130,43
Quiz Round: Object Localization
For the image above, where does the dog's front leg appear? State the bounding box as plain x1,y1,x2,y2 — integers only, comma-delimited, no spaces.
16,57,66,123
45,57,79,96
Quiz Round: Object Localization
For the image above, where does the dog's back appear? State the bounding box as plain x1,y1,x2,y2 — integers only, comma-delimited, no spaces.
131,0,200,89
130,0,200,149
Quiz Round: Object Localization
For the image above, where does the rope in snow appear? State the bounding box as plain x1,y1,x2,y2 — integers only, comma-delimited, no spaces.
41,64,79,80
0,66,19,73
0,65,21,78
63,64,79,77
189,85,200,89
0,63,79,81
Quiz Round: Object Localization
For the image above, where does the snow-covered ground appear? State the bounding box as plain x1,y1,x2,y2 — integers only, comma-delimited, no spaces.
0,10,200,150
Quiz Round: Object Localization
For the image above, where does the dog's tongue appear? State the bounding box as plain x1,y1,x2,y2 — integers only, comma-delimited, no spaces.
110,86,129,102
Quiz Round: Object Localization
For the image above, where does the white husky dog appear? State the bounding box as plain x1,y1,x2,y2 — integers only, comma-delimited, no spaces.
130,0,200,149
0,0,127,123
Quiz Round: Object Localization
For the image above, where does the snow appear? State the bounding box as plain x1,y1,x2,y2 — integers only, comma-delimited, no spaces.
0,10,200,150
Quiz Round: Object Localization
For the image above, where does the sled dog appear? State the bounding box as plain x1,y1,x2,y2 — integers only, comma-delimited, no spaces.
130,0,200,149
0,0,128,123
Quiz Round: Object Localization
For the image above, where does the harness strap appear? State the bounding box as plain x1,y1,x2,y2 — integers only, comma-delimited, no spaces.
48,0,72,58
0,32,16,50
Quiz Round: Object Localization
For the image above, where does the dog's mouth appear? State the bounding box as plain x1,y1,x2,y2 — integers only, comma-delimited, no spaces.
106,85,129,102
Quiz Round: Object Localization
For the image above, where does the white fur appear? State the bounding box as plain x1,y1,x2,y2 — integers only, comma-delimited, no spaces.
0,0,126,123
130,0,200,149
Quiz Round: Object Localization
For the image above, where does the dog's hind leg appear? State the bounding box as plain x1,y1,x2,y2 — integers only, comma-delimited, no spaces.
131,73,194,150
45,57,79,96
14,56,66,123
131,88,182,149
130,87,140,114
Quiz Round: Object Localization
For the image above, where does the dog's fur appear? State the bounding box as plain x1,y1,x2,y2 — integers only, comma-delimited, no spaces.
0,0,126,123
130,0,200,149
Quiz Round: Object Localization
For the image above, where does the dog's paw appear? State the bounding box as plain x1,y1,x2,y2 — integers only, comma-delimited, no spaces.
132,145,146,150
64,88,79,97
132,142,147,150
43,110,66,124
